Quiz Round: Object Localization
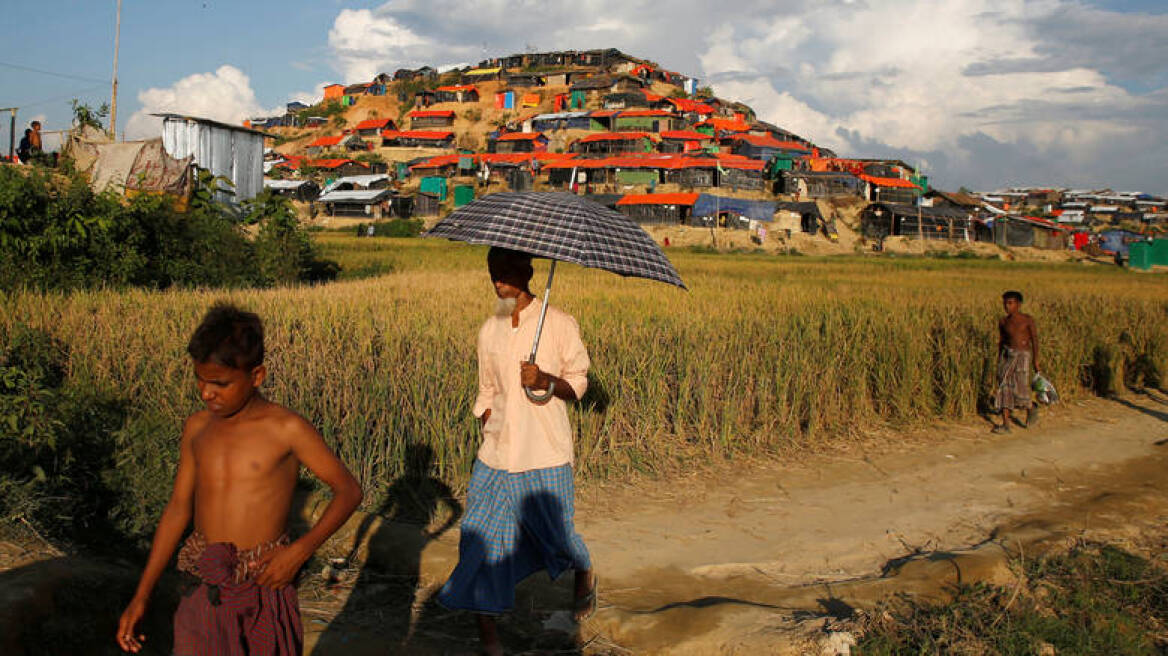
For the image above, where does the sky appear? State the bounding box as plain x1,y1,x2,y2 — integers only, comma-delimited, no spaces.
1,0,1166,193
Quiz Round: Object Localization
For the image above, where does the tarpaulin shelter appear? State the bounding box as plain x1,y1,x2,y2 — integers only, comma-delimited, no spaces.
69,130,194,208
264,178,320,202
419,176,448,201
1098,229,1145,255
775,201,823,234
453,184,475,207
861,202,975,241
692,194,777,228
615,192,699,225
1128,239,1168,270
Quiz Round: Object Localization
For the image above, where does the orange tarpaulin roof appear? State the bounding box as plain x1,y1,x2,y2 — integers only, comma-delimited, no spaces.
436,85,477,92
495,132,547,141
697,117,750,132
858,174,920,189
668,97,715,114
618,109,672,117
660,130,713,140
407,110,456,118
382,130,455,139
617,193,700,206
308,158,368,169
410,154,462,169
729,134,811,150
308,135,344,147
577,132,654,143
411,152,577,170
354,118,394,131
542,154,764,171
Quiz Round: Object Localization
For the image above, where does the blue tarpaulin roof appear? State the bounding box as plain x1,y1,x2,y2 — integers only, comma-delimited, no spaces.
692,194,777,222
1099,230,1144,255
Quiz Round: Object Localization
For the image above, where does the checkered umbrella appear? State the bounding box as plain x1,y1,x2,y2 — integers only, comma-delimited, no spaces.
424,192,685,288
425,191,685,401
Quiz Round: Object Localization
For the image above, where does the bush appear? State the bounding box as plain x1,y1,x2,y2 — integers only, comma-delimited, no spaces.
247,190,340,285
0,167,338,291
0,327,127,547
369,218,424,238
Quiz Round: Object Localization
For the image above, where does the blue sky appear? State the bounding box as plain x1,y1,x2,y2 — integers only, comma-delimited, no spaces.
2,0,1165,193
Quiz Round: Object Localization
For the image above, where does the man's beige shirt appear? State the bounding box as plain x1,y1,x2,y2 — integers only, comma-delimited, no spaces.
474,300,590,472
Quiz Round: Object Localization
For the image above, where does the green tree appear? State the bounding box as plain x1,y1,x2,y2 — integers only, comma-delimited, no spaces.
70,99,110,132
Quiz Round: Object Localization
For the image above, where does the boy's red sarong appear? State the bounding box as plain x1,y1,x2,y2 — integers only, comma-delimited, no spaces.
173,533,302,656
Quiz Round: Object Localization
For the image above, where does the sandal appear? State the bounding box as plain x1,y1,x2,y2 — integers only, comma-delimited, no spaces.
991,424,1011,434
574,575,599,622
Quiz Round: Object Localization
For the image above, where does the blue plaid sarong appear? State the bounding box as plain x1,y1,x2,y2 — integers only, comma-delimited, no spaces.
435,459,591,614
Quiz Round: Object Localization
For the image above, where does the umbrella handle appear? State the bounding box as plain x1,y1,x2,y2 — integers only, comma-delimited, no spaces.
525,377,556,403
525,261,557,403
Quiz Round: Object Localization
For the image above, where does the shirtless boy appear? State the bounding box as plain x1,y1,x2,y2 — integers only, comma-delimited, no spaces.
994,291,1039,433
117,304,363,655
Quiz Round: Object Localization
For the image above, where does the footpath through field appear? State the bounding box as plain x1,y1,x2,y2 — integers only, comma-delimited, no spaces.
298,393,1168,654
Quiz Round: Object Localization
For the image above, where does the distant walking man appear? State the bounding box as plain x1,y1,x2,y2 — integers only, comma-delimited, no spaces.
437,247,597,656
994,290,1039,433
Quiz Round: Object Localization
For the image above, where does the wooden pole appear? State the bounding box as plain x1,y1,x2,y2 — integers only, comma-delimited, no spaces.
5,108,15,161
109,0,122,139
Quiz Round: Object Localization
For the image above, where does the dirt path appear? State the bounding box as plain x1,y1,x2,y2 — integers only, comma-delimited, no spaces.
4,396,1166,655
370,394,1168,654
579,395,1168,586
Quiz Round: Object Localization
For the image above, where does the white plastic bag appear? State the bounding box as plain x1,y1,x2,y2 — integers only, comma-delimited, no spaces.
1032,372,1059,405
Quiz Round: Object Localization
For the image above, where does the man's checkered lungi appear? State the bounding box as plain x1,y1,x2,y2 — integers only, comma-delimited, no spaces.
436,459,591,614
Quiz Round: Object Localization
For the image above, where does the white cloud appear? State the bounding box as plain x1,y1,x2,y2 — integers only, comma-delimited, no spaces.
320,0,1167,191
327,8,435,82
125,65,280,139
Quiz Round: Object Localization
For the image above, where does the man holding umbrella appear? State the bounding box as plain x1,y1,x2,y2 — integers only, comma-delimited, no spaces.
426,191,684,653
436,246,596,654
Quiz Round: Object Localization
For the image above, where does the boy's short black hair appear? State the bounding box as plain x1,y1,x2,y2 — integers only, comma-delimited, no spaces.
1002,290,1023,303
187,303,264,370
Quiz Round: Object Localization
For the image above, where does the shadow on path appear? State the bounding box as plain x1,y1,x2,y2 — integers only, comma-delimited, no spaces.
311,444,461,653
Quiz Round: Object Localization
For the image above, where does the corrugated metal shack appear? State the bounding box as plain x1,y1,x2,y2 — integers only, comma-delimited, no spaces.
318,188,391,218
156,113,267,203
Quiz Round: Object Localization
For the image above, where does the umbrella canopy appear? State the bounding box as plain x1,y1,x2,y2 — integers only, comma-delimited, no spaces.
424,192,685,289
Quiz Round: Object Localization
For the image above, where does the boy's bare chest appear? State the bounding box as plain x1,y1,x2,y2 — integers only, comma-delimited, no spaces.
192,426,292,483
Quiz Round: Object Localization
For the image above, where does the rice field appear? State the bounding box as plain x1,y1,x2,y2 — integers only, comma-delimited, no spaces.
4,235,1167,519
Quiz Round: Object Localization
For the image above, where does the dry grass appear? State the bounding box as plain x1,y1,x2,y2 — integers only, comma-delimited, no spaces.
3,237,1167,511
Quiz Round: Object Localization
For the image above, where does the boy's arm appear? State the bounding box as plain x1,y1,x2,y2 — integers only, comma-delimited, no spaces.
117,415,201,652
255,415,362,588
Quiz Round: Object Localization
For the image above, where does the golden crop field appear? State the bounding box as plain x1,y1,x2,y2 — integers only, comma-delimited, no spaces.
4,235,1167,516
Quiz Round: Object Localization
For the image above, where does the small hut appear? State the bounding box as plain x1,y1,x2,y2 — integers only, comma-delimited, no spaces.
263,178,320,202
408,110,456,129
615,193,699,225
860,202,978,242
318,188,391,218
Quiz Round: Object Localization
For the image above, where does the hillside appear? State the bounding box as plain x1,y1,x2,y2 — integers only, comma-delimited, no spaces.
253,48,1163,261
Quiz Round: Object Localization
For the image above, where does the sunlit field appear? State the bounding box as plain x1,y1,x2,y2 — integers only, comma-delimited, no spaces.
4,235,1166,535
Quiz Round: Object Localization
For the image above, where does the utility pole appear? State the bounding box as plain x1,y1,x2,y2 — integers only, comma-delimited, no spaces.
2,108,16,161
109,0,122,139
